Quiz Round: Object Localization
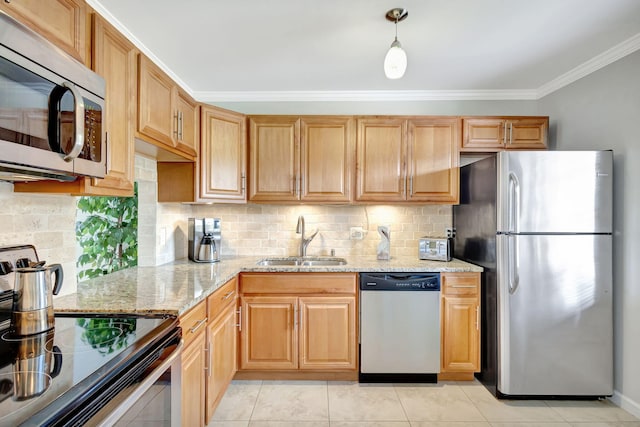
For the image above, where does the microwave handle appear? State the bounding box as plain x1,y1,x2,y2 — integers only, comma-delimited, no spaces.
61,82,85,162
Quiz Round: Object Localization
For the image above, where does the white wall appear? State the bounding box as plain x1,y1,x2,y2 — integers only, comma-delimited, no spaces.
538,50,640,415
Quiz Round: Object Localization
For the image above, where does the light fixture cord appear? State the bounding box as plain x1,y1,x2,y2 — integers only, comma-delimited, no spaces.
394,16,399,41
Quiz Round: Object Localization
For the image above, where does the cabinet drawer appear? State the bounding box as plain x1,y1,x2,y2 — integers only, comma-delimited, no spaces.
441,272,480,296
180,301,207,348
208,276,238,322
240,273,357,294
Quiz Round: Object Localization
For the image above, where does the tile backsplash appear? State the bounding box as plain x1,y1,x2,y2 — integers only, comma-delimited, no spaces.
0,182,78,296
136,156,452,265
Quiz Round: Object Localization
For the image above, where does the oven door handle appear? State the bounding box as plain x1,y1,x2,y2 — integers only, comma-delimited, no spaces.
93,339,184,427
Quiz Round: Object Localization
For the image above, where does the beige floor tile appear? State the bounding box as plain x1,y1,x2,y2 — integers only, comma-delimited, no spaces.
545,400,640,423
567,423,640,427
395,383,486,422
212,380,263,421
328,382,407,422
461,386,564,423
208,422,250,427
251,381,329,421
249,422,329,427
331,422,411,427
410,422,490,427
490,423,571,427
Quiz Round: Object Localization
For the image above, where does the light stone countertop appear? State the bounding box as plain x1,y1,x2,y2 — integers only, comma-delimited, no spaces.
54,255,483,316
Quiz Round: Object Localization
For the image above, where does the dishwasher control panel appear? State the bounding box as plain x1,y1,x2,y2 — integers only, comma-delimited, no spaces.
359,273,440,291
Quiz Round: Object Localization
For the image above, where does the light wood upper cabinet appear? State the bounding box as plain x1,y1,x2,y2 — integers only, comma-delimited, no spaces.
248,116,300,202
0,0,89,64
137,55,197,160
440,272,481,379
14,12,136,196
175,89,199,156
248,116,355,203
356,117,460,203
200,105,247,202
461,116,548,152
300,117,354,203
407,118,459,203
356,117,405,202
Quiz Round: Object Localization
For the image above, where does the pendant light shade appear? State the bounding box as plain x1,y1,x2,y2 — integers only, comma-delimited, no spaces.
384,39,407,79
384,8,408,80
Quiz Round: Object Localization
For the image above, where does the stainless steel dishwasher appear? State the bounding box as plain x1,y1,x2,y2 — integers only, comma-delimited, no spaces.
359,272,441,382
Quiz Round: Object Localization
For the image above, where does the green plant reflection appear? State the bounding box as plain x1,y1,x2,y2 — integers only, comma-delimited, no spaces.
77,318,137,354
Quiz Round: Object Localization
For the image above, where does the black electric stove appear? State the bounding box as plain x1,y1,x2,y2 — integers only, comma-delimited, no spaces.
0,245,181,426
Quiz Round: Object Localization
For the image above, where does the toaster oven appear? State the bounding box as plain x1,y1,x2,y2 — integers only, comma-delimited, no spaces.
419,238,452,261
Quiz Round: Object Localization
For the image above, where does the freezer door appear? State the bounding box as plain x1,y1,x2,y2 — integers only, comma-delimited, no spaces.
497,234,613,396
497,151,612,233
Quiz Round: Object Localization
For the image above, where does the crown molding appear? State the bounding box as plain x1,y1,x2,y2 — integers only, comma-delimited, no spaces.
86,0,194,94
194,89,539,103
536,32,640,99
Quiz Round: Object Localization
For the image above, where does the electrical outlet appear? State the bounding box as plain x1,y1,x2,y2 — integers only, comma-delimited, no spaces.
350,226,365,240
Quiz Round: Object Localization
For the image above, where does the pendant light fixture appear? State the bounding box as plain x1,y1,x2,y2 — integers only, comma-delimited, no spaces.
384,8,408,79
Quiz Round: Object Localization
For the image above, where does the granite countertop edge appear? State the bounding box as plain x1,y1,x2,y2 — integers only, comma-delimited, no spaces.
54,255,483,316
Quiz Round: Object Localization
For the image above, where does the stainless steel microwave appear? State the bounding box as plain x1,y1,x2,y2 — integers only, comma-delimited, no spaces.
0,11,106,182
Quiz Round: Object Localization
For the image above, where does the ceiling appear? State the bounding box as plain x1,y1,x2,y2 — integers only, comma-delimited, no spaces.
90,0,640,102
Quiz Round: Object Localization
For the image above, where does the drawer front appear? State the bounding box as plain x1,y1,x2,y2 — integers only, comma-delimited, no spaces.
240,273,357,294
441,272,480,296
180,301,208,347
208,276,238,322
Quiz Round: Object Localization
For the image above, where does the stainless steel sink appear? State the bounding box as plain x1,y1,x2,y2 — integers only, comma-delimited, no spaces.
256,256,347,267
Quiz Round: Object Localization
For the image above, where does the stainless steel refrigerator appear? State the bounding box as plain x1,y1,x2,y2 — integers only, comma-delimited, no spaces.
453,150,613,398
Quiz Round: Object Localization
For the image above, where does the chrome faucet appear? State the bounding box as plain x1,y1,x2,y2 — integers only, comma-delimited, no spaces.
296,215,319,257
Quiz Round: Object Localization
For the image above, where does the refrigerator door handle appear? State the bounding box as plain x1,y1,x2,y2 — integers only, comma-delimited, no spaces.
508,172,520,233
508,234,520,294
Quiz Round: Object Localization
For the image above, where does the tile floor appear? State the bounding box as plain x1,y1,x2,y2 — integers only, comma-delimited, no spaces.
116,380,640,427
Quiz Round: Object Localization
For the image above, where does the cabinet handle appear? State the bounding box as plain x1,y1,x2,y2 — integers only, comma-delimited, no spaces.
503,122,507,146
174,111,179,138
189,318,207,334
476,306,480,330
222,290,235,300
409,175,414,197
241,173,246,193
509,122,513,145
179,111,184,140
403,176,407,197
236,306,242,331
293,305,298,330
208,340,213,378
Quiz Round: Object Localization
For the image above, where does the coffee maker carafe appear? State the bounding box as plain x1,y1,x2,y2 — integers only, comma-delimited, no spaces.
188,218,221,263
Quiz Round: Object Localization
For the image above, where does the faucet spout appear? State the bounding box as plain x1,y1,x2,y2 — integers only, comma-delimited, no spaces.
296,215,318,257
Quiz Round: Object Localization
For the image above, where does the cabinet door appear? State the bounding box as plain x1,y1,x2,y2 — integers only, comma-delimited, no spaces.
506,118,548,149
461,118,505,151
407,118,459,203
356,117,406,201
300,117,354,203
175,89,199,157
89,14,135,195
441,296,479,372
248,116,299,202
205,304,237,424
181,331,206,427
137,55,176,149
240,296,298,370
299,296,357,370
0,0,88,63
200,106,247,202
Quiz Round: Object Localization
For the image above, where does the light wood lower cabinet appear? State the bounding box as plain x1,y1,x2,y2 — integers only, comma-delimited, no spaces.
180,277,239,426
239,273,357,374
440,272,481,380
